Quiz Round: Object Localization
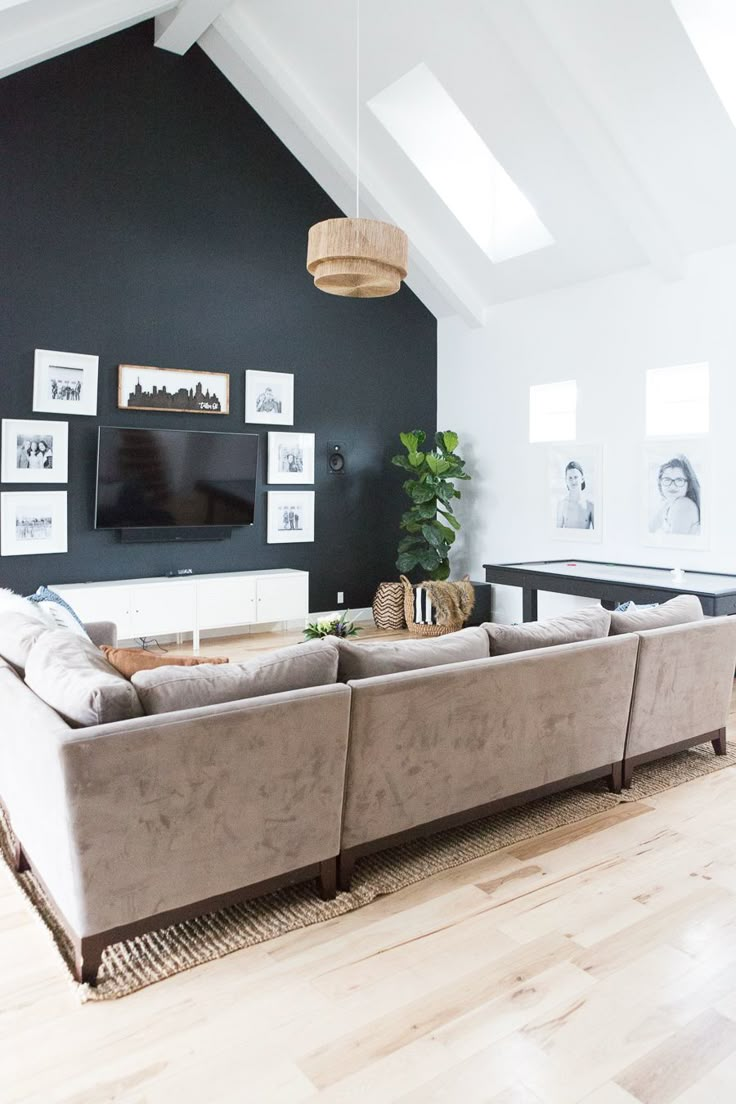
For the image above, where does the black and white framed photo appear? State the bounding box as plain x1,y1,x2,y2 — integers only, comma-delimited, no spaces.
267,490,315,543
1,419,68,484
1,491,67,556
267,432,315,484
643,440,709,551
245,370,294,426
118,364,230,414
33,349,99,417
549,445,602,543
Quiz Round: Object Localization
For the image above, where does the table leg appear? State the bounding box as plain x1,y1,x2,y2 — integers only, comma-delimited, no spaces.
602,599,616,611
522,587,538,622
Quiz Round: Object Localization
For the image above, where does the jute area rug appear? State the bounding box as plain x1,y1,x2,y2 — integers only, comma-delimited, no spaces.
1,744,734,1002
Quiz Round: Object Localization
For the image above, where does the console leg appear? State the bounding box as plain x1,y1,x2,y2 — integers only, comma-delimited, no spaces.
12,839,29,873
622,760,634,790
712,728,727,756
522,587,538,623
608,762,623,794
74,937,104,987
317,858,337,901
337,852,356,893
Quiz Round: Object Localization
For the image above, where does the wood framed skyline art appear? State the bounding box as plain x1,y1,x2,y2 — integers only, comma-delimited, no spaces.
118,364,230,415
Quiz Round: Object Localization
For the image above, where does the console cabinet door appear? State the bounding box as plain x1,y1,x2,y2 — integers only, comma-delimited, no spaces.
54,585,134,640
128,581,196,638
255,574,308,623
196,576,257,630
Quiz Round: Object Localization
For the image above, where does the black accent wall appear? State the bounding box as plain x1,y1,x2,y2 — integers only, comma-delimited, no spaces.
0,22,436,612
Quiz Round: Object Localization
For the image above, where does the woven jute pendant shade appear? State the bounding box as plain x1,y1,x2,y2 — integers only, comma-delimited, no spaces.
306,217,408,298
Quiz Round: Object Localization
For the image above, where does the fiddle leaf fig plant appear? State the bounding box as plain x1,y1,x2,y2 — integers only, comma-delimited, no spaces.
392,429,470,581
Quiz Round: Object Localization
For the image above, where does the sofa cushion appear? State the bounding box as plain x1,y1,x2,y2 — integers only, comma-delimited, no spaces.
132,639,339,715
484,606,611,656
609,593,703,635
0,588,54,673
101,646,229,679
337,626,489,681
24,630,144,727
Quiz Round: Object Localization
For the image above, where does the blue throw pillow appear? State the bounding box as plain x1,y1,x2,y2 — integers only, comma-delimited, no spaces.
614,600,659,613
26,586,88,636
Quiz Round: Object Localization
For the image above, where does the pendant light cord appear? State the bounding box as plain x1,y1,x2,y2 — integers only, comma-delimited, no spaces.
355,0,360,219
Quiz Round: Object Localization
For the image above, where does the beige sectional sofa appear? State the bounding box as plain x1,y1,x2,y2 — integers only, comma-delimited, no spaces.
0,591,734,985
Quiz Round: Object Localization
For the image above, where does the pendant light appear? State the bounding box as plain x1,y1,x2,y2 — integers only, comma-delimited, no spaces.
306,0,408,298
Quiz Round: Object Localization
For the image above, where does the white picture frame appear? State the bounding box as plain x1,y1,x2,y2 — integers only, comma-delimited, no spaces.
1,419,69,484
267,490,315,543
643,439,709,551
33,349,99,417
549,444,602,544
1,491,68,556
245,371,294,426
267,431,315,484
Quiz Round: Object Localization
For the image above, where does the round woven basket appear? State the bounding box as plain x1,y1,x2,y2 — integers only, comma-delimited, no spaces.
371,581,406,630
400,576,463,637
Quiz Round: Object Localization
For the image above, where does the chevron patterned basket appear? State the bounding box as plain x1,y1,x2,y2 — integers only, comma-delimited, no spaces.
372,581,406,630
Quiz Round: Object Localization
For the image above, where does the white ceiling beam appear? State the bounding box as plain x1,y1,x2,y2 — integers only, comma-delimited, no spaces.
482,0,684,282
154,0,232,55
0,0,177,79
200,8,487,326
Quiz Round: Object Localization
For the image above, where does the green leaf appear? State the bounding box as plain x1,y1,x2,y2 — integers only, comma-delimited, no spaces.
399,431,419,453
406,482,436,503
417,547,442,572
436,523,456,544
421,523,445,550
408,450,425,468
442,430,459,453
391,456,414,472
438,509,460,530
431,559,451,581
397,550,421,573
425,454,451,476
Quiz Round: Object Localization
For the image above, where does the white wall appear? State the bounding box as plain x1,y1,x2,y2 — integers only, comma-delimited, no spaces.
438,243,736,623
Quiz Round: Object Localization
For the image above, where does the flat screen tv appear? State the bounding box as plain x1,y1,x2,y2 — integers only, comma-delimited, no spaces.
95,426,259,531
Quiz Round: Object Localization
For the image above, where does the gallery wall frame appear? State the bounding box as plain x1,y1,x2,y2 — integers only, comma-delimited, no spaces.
1,419,68,484
266,490,315,543
548,444,602,544
118,364,230,415
267,431,315,485
643,439,710,552
0,490,67,556
33,349,98,417
245,370,294,426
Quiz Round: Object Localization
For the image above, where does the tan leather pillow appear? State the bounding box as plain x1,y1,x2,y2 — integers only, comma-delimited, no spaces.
484,606,611,656
101,646,229,679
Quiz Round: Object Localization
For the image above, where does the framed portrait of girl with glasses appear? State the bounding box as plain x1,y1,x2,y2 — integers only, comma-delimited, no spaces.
644,440,709,551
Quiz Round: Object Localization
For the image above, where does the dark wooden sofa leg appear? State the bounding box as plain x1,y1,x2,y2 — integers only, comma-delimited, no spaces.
608,762,623,794
337,851,356,893
12,839,30,873
317,857,337,901
74,936,105,987
712,728,727,757
622,760,634,790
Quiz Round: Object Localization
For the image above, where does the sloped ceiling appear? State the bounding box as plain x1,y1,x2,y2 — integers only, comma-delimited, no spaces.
4,0,736,325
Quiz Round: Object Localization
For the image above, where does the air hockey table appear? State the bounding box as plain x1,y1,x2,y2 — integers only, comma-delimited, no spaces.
482,559,736,622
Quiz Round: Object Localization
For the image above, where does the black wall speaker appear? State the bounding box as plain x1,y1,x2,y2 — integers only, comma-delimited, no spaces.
328,443,345,474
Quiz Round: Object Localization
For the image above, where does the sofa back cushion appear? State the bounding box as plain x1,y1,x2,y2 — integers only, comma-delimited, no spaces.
0,589,54,674
24,630,144,727
483,605,611,656
337,626,489,681
609,593,703,635
132,639,339,715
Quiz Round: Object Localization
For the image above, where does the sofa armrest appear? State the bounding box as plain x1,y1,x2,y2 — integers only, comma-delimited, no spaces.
84,620,118,648
55,683,351,936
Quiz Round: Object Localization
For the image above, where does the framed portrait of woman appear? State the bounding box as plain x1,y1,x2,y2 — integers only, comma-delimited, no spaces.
643,440,709,551
548,445,602,543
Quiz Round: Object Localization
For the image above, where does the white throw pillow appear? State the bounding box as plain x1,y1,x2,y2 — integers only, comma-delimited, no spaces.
0,588,55,673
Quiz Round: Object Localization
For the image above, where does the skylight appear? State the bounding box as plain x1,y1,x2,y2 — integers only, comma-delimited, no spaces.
672,0,736,128
368,63,554,264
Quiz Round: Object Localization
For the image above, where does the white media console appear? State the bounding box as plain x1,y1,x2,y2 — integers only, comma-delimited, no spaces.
50,569,309,652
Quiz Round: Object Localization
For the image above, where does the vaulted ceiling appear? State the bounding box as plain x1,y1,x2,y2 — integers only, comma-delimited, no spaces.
4,0,736,325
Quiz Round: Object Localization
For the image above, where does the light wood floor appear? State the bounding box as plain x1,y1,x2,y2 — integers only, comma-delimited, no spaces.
3,629,736,1103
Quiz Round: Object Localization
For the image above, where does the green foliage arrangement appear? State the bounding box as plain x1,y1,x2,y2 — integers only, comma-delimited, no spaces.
303,610,362,640
392,429,471,581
